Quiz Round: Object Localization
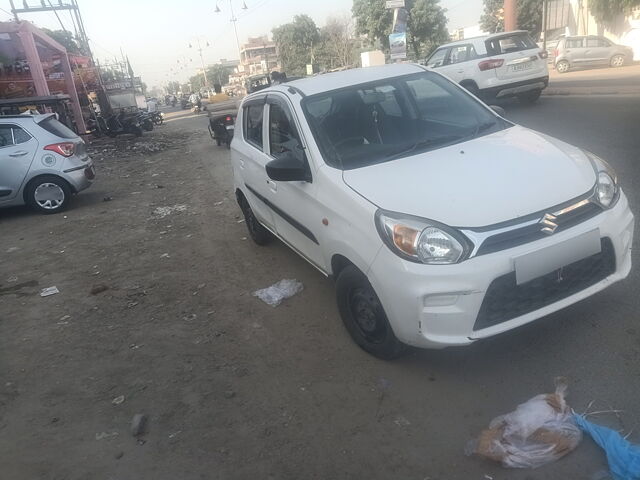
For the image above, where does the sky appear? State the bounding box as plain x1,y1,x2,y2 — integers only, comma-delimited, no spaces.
0,0,483,88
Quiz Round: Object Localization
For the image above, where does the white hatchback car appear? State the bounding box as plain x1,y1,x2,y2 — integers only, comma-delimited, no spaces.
426,31,549,104
231,64,633,359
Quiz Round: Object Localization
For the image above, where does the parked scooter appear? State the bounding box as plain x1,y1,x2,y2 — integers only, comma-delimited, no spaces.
208,113,235,148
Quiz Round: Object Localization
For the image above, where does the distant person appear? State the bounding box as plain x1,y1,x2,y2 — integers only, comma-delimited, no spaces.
189,92,201,108
270,71,287,85
147,97,158,113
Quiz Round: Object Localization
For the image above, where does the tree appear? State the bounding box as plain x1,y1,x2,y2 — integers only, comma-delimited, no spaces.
590,0,640,24
272,15,320,75
42,29,81,54
480,0,543,39
352,0,393,48
166,81,180,94
206,64,232,86
407,0,449,58
352,0,449,58
318,15,357,70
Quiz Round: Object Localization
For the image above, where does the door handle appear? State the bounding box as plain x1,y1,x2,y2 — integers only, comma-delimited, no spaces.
239,159,245,168
456,69,464,73
266,179,277,191
9,150,28,157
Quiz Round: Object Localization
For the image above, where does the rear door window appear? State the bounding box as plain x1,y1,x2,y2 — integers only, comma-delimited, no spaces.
0,125,13,147
566,38,584,48
39,116,77,139
486,33,537,55
244,103,264,149
13,126,31,144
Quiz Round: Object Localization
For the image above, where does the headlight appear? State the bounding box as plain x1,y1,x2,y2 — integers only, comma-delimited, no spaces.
585,150,619,209
375,210,470,264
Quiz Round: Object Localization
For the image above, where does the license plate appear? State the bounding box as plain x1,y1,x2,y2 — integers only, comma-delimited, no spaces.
514,229,601,285
510,62,533,72
226,125,234,130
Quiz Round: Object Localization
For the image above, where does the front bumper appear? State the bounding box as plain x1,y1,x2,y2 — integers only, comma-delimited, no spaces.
367,192,634,349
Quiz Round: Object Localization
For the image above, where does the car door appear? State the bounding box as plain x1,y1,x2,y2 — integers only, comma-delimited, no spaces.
444,44,476,83
236,97,275,230
584,36,610,64
565,37,586,63
264,94,326,271
0,124,38,203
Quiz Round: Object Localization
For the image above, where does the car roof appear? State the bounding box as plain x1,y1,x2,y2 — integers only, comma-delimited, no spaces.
438,30,531,48
265,63,425,97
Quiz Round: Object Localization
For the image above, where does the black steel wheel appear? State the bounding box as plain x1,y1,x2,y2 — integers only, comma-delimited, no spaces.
336,265,406,359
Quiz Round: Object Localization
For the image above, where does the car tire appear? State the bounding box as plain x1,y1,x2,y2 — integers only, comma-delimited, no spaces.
26,175,71,214
239,196,272,246
610,54,625,68
335,265,406,360
460,81,480,98
556,60,570,73
517,89,542,104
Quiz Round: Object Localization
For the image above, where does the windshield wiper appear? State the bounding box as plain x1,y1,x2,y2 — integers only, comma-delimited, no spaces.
385,135,465,161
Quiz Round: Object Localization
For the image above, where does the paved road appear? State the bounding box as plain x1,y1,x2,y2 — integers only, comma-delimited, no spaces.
1,95,638,480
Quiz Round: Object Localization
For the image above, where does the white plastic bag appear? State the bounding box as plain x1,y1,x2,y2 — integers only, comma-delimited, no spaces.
253,279,303,307
466,377,582,469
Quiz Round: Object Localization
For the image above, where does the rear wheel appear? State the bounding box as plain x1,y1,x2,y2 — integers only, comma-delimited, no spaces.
460,81,480,97
556,60,570,73
336,265,406,360
26,175,71,214
610,54,625,68
239,196,272,246
517,89,542,104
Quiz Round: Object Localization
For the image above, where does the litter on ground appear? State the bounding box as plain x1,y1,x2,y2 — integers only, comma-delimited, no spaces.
40,286,60,297
253,279,304,307
466,377,582,469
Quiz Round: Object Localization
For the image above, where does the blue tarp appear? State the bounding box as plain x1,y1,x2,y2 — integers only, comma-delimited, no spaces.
574,414,640,480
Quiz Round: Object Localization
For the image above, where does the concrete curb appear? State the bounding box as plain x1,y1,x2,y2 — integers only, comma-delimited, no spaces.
543,87,640,96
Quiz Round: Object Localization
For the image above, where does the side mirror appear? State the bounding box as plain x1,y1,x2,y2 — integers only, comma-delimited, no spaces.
489,105,506,117
266,152,310,182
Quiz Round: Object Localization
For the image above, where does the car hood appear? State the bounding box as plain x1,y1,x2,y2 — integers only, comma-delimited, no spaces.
342,125,596,227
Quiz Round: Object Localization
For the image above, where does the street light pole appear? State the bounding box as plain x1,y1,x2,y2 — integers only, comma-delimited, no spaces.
229,0,242,61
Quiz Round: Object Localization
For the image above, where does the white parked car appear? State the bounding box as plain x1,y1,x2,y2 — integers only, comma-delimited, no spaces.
231,64,633,359
425,30,549,104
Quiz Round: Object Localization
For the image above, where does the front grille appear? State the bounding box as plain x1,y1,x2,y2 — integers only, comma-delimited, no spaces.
473,238,615,331
475,201,602,256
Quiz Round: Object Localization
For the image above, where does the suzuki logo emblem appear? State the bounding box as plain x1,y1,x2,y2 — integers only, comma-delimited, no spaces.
540,213,558,235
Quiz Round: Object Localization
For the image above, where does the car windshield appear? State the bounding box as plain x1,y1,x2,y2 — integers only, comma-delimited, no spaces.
301,71,509,170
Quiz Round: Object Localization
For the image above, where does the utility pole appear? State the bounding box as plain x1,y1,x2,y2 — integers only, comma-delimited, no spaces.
542,0,548,50
503,0,517,32
215,1,247,61
189,38,209,88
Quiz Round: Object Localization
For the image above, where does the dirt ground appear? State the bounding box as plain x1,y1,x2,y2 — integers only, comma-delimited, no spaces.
1,105,639,480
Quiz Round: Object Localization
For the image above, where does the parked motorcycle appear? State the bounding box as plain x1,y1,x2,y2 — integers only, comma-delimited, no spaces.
102,112,143,137
151,111,164,125
137,110,154,132
208,113,235,148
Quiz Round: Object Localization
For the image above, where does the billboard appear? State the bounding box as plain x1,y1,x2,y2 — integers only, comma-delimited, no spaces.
389,32,407,60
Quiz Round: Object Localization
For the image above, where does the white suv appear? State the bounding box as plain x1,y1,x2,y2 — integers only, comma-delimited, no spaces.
231,64,633,359
426,31,549,104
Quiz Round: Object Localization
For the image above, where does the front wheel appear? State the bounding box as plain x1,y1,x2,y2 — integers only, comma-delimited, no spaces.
336,266,406,360
610,54,625,68
517,89,542,104
556,60,570,73
26,175,71,214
